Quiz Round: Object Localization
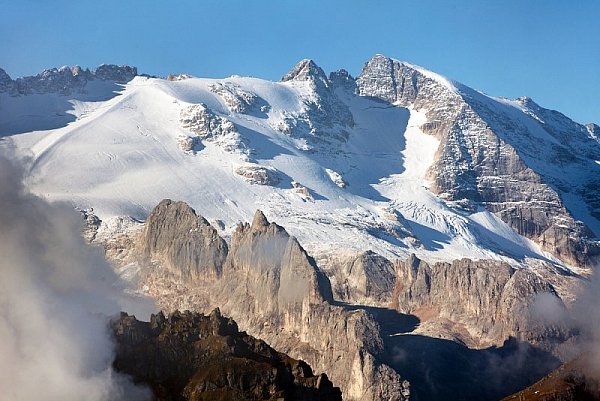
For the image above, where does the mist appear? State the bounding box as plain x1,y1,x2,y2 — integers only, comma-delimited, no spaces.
570,257,600,378
0,155,154,401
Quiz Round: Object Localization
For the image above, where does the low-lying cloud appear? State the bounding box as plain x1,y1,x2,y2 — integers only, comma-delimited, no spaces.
0,155,154,401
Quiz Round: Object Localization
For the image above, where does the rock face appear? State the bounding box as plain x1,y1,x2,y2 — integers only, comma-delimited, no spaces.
0,64,137,95
216,209,331,321
356,54,599,267
335,250,396,306
235,165,281,186
281,59,330,88
111,309,343,401
209,82,268,114
0,68,14,93
587,123,600,143
392,254,567,346
180,103,250,157
141,199,228,282
137,201,410,401
277,59,354,148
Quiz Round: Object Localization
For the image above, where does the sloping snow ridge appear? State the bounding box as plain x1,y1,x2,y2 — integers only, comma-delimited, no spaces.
1,61,585,272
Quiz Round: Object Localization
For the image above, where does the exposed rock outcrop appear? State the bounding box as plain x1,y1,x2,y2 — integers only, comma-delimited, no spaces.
93,64,137,82
140,199,228,282
235,165,281,186
335,250,396,306
277,59,354,147
209,81,269,114
0,64,137,95
137,201,410,401
356,54,599,267
112,309,343,401
328,69,357,93
180,103,250,157
0,68,14,93
392,254,568,347
587,123,600,143
281,59,330,89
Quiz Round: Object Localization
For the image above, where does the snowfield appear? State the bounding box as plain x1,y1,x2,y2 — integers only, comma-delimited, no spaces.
1,71,568,269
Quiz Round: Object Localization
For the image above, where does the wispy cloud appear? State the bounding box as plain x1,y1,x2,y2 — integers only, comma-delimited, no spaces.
0,154,153,401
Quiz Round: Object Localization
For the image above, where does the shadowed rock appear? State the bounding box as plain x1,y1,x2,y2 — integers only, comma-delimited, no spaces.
112,309,342,401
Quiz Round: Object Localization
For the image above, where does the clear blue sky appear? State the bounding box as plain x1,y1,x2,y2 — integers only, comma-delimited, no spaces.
1,0,598,124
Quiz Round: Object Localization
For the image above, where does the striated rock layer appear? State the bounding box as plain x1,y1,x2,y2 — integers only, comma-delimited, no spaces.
112,308,342,401
392,254,569,347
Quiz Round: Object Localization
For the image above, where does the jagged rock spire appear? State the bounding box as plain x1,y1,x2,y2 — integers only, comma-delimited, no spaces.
281,59,329,88
0,67,13,93
251,209,270,228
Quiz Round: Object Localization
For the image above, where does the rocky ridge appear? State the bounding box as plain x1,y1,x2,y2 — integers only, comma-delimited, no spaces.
112,308,343,401
136,200,410,401
179,103,250,157
356,54,599,267
0,64,137,95
392,254,568,347
277,59,354,148
85,198,576,400
502,353,600,401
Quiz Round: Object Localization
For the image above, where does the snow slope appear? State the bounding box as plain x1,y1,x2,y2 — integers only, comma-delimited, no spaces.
1,70,565,269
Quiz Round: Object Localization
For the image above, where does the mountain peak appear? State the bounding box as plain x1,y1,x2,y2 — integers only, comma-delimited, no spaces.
586,123,600,141
251,209,270,229
281,59,329,88
0,68,13,92
329,69,356,92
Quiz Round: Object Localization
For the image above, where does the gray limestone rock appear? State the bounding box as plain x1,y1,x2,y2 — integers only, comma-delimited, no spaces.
586,123,600,143
281,59,330,89
137,203,409,401
329,69,357,93
278,59,354,147
356,54,599,267
3,63,137,96
392,254,568,347
235,165,281,186
140,199,228,282
93,64,137,82
0,68,14,93
336,250,397,305
180,103,250,157
208,82,268,114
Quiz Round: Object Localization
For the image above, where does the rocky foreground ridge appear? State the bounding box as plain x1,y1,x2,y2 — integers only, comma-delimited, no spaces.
502,354,600,401
111,308,342,401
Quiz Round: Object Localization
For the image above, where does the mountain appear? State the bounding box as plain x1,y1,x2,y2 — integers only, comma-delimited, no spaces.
2,56,598,272
2,55,599,400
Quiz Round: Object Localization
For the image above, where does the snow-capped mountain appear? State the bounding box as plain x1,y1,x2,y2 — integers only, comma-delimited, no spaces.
3,56,599,401
1,56,597,274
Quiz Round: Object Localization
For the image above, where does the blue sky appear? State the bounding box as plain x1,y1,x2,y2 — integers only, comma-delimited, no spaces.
1,0,598,124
